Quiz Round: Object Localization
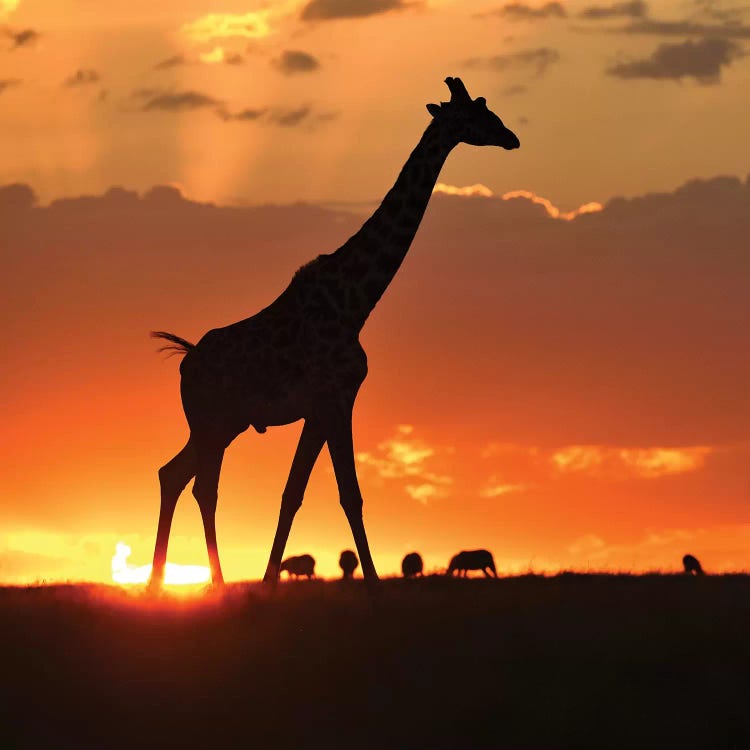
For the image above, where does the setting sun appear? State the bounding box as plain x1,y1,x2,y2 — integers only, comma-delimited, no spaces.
111,542,210,586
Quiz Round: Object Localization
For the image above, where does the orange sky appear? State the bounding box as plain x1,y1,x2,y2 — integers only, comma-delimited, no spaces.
2,0,750,583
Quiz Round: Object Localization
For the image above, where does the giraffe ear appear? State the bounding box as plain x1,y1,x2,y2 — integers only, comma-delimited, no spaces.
426,102,441,117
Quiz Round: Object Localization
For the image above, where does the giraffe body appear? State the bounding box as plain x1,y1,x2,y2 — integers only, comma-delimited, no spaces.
149,77,519,592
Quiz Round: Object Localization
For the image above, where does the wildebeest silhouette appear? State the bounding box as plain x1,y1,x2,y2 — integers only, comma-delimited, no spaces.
401,552,424,578
339,549,359,579
280,554,315,579
682,554,704,576
447,549,497,578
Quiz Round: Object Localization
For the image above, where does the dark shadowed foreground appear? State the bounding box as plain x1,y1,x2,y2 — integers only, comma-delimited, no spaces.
2,575,749,749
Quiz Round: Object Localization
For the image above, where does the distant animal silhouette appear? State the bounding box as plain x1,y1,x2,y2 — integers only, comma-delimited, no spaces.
339,549,359,579
147,77,519,593
682,554,704,576
280,553,316,579
401,552,424,578
448,549,497,578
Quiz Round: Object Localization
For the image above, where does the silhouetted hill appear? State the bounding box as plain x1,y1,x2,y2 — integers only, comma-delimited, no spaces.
2,575,749,749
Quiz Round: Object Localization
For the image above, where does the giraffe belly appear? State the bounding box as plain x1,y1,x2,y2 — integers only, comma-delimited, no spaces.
237,385,310,433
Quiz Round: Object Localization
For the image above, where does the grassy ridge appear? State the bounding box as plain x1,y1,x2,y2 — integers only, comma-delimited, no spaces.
2,574,749,749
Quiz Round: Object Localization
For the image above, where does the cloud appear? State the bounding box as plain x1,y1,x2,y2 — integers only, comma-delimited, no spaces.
0,182,35,211
154,49,244,69
134,88,224,112
63,69,100,88
465,48,561,76
579,0,647,19
356,425,453,504
616,18,750,39
479,479,529,498
487,2,567,21
216,106,267,122
502,83,528,95
181,12,272,41
153,54,187,70
433,182,494,197
134,92,336,127
502,189,603,219
607,37,744,83
0,77,21,93
273,49,321,74
301,0,409,21
4,26,39,48
269,106,313,126
199,46,244,65
4,172,750,457
551,445,712,478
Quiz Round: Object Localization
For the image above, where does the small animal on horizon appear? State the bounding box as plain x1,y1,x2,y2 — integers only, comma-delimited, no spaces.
682,554,704,576
339,549,359,579
280,554,316,579
447,549,497,578
401,552,424,578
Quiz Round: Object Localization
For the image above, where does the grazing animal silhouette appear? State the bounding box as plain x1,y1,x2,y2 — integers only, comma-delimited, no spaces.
339,549,359,579
448,549,497,578
280,553,316,579
147,77,520,593
401,552,424,578
682,554,704,576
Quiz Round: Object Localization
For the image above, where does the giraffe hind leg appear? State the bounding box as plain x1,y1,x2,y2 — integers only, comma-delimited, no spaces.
192,439,227,586
150,438,196,589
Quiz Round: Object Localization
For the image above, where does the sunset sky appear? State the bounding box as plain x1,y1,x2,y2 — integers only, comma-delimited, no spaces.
2,0,749,583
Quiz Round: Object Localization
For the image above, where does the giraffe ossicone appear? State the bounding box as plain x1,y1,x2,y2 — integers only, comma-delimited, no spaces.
148,77,520,593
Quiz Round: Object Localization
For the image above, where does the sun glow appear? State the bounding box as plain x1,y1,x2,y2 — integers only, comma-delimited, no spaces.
111,542,210,585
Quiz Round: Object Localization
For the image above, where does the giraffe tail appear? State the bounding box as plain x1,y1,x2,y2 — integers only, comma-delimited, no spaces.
151,330,195,356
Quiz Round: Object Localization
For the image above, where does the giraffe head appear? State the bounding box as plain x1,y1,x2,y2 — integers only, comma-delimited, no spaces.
426,77,520,150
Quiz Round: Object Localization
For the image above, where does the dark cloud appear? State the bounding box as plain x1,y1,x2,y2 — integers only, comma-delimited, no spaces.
612,18,750,38
579,0,647,19
301,0,409,21
63,69,101,88
4,27,40,49
135,88,224,112
153,54,187,70
0,182,36,213
607,37,743,83
153,52,243,69
485,2,566,21
0,78,21,94
216,106,268,121
273,50,321,75
3,173,750,450
270,106,312,126
465,48,561,76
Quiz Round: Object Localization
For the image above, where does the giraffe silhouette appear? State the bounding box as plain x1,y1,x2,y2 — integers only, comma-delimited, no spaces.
149,77,519,593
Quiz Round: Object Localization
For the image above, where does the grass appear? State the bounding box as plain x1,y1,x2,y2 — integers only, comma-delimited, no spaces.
2,574,749,749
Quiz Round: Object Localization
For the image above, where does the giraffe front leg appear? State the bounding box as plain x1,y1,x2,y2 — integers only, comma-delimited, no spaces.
324,406,380,596
263,420,326,585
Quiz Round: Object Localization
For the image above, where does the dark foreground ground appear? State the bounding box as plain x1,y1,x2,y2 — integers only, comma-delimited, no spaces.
1,574,749,750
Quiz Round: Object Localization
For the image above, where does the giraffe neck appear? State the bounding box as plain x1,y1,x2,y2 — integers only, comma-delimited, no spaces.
332,120,457,328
